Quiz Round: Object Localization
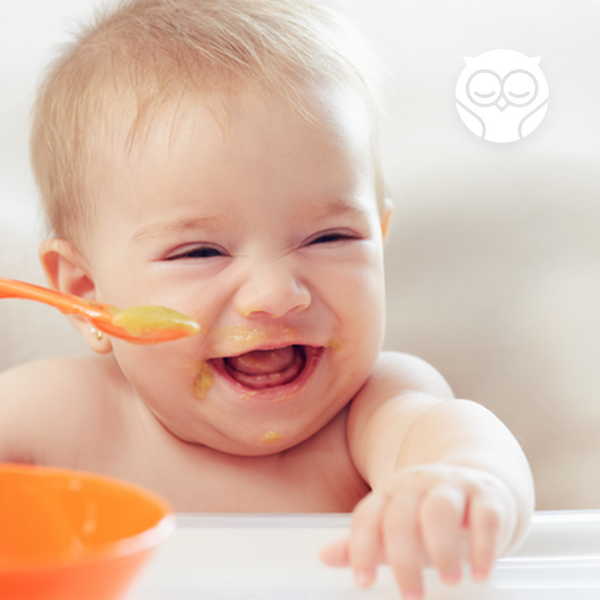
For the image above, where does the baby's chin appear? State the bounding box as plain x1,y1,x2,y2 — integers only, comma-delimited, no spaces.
160,345,338,454
203,346,324,449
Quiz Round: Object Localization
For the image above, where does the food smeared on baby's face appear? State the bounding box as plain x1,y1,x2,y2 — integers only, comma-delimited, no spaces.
192,362,214,400
262,431,283,444
218,325,295,348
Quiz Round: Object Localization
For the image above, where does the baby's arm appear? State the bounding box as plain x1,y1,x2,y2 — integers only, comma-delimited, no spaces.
321,351,534,599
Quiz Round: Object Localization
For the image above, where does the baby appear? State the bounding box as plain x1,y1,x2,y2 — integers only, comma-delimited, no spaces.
0,0,534,598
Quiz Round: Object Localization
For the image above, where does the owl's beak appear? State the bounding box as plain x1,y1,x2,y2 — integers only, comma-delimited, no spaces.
495,97,508,111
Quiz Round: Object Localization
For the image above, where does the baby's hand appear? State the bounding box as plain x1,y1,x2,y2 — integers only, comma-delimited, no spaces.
320,464,518,599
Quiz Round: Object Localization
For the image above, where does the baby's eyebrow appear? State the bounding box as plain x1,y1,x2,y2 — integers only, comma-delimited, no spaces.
130,216,224,244
299,198,366,222
130,200,365,244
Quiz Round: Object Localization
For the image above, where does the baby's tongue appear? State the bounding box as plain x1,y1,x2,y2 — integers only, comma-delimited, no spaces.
224,346,303,389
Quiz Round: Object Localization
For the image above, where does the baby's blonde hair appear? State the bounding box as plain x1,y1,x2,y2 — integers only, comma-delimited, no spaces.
30,0,385,249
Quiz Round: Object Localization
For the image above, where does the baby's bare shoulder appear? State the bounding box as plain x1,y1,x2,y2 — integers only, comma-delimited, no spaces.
346,351,455,425
357,351,455,403
0,355,127,464
0,354,120,407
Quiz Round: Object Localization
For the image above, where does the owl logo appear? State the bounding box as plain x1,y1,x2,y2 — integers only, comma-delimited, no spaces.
455,49,549,143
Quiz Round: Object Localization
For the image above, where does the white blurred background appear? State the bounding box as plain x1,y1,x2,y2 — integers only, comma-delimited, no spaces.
1,0,600,509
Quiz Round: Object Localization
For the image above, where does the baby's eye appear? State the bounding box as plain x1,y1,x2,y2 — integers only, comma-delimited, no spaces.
166,245,225,260
307,230,358,245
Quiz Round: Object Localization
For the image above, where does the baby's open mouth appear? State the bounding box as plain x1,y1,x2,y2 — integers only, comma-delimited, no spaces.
222,345,307,390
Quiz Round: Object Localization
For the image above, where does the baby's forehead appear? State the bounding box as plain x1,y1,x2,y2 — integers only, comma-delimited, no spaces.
111,82,374,154
110,85,373,174
94,86,380,220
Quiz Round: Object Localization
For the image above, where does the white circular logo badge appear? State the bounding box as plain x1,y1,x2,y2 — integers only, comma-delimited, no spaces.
455,49,549,143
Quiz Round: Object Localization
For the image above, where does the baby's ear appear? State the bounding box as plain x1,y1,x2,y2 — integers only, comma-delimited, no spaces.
39,238,96,298
38,238,112,354
381,197,394,241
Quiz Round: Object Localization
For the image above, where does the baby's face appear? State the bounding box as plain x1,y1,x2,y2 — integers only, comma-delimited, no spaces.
85,87,388,455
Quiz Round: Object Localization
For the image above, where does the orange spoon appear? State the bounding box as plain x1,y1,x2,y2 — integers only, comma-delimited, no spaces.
0,277,200,344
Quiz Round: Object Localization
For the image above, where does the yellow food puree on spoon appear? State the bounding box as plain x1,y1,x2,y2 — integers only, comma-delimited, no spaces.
108,305,200,342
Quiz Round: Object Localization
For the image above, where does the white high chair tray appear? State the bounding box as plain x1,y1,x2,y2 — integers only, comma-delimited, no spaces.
134,510,600,599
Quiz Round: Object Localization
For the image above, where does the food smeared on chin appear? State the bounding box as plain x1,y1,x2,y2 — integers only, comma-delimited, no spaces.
261,431,283,444
222,346,306,390
192,362,214,400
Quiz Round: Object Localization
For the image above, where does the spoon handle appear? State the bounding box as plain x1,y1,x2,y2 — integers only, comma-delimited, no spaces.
0,277,110,320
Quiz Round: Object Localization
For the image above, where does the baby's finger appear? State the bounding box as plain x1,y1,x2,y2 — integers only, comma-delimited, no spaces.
382,491,424,599
319,537,350,567
419,484,466,585
468,494,502,582
348,491,387,588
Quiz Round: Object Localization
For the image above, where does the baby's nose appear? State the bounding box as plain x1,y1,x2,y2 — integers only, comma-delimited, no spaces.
234,260,311,319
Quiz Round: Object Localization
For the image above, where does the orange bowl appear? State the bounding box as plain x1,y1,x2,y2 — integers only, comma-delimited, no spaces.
0,464,174,599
